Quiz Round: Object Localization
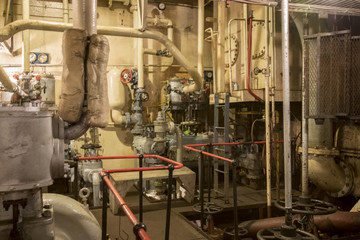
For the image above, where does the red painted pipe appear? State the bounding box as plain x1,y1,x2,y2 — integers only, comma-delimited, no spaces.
247,17,264,102
93,155,183,240
101,174,151,240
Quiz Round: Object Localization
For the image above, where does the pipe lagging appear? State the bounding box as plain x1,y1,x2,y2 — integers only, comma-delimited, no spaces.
0,20,202,93
64,113,89,140
238,211,360,237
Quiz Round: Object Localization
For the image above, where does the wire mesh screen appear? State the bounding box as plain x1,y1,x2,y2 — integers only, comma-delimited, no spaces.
304,31,351,119
350,37,360,118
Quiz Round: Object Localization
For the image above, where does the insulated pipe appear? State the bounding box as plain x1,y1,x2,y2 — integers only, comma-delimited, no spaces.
85,0,97,35
198,0,204,80
216,1,226,93
92,172,101,207
0,66,27,96
22,0,30,73
63,0,69,23
64,113,89,140
72,0,86,30
0,20,202,92
264,6,271,217
281,0,292,213
175,126,183,163
239,211,360,237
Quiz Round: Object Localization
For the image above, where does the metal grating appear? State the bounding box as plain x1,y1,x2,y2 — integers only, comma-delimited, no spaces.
304,31,351,119
350,37,360,118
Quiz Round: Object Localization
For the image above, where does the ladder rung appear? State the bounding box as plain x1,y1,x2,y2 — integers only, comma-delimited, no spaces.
214,189,224,194
215,127,225,129
216,104,225,108
215,169,225,174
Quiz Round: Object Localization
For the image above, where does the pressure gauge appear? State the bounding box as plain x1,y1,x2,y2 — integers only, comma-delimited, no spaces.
158,2,166,11
29,52,37,63
206,71,213,79
38,53,48,63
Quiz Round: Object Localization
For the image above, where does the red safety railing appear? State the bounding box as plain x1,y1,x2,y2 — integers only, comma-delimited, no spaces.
77,155,183,240
184,140,283,239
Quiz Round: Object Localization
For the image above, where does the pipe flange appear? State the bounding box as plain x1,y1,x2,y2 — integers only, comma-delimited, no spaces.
329,161,354,198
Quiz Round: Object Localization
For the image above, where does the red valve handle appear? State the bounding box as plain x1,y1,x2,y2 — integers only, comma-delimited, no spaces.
120,69,133,84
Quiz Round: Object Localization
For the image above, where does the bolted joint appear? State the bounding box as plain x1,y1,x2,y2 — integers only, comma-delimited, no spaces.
133,222,147,236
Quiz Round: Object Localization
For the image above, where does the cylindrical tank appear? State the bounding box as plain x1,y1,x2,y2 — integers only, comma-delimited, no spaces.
0,106,54,192
108,68,129,111
40,73,56,104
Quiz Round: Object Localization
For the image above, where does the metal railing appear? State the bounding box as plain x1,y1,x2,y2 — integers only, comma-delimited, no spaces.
75,155,183,240
184,140,283,239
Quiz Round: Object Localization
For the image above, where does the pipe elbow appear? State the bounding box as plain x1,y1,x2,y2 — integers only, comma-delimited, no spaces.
64,113,89,140
111,109,127,125
183,71,202,93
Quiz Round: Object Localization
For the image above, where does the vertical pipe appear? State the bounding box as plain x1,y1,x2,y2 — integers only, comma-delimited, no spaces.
264,6,272,217
301,21,309,197
165,164,174,240
134,1,144,89
5,0,11,25
22,0,30,73
281,0,292,213
74,159,79,200
85,0,97,35
200,153,205,230
198,0,204,81
72,0,86,30
102,176,108,240
232,161,238,239
176,126,183,163
217,1,226,92
208,145,212,202
139,155,143,222
63,0,69,23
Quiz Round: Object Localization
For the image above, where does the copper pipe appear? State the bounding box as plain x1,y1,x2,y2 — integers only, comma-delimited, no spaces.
238,211,360,237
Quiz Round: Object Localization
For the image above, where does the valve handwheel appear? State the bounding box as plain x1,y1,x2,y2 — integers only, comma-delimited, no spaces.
257,227,318,240
120,69,133,84
275,196,337,215
192,202,223,215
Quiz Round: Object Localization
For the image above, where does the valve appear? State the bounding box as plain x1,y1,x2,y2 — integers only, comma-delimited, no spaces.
120,69,133,84
192,202,223,215
275,196,337,215
139,91,149,102
257,225,318,240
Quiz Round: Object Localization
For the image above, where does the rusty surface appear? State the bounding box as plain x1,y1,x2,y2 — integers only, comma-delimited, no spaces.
238,211,360,236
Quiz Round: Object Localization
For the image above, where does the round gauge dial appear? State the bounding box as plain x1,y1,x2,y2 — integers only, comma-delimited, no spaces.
158,2,166,11
29,52,37,63
206,71,213,79
38,53,48,63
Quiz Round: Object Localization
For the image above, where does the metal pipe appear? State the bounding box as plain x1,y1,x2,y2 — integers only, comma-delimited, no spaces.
281,0,292,215
264,5,271,217
139,155,144,222
198,0,204,81
165,165,174,240
22,0,30,73
101,174,150,240
101,175,108,240
301,20,309,197
64,113,89,140
63,0,69,23
200,153,205,230
5,0,11,25
72,0,85,30
247,17,263,102
232,160,238,239
175,126,183,163
216,1,226,92
0,65,26,96
239,211,360,237
0,20,201,93
134,1,144,89
85,0,97,35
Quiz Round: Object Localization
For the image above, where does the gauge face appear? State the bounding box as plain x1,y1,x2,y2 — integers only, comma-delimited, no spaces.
29,52,37,63
158,2,166,10
38,53,48,63
206,71,213,79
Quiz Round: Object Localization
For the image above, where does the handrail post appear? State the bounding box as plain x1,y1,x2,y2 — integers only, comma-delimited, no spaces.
207,144,212,202
199,151,205,230
101,173,108,240
139,154,144,223
232,160,238,239
165,164,174,240
74,156,79,201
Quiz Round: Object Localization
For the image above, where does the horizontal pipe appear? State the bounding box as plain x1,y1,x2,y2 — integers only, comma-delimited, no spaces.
0,20,201,93
102,175,150,240
239,211,360,237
